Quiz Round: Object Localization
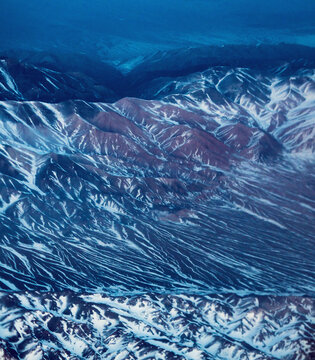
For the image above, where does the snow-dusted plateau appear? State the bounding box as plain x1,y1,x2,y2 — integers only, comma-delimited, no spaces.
0,45,314,359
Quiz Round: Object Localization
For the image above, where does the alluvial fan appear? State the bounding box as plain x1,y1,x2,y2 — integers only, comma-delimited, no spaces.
0,45,314,359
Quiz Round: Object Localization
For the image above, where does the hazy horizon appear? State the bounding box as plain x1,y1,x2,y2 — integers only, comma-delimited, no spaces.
1,0,314,62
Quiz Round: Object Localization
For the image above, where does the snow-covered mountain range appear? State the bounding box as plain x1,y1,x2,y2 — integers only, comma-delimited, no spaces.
0,45,314,359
